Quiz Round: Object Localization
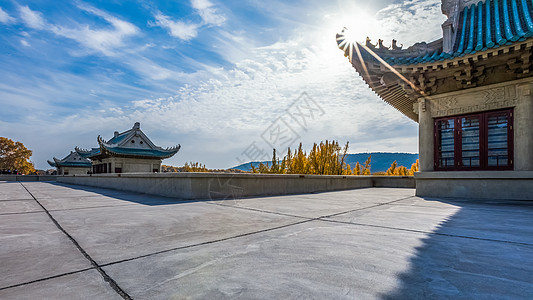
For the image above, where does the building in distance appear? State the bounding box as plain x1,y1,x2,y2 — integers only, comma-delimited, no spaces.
47,151,91,175
75,122,180,174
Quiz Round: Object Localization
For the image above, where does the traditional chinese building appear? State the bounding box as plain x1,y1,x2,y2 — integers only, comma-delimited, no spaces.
47,151,91,175
76,122,180,174
337,0,533,199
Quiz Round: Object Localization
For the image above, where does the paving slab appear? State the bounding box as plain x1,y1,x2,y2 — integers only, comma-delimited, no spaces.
0,212,92,289
2,181,533,299
0,182,33,200
0,199,43,215
37,193,183,212
328,197,533,245
0,269,122,300
49,201,303,265
209,188,415,218
103,221,533,299
22,182,133,199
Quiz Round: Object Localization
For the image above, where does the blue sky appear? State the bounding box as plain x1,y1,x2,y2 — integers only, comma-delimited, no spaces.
0,0,446,169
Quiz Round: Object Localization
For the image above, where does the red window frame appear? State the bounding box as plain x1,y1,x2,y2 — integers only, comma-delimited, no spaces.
434,108,514,171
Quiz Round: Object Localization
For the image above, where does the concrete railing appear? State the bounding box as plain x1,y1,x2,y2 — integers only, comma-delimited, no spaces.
0,175,58,182
56,173,415,200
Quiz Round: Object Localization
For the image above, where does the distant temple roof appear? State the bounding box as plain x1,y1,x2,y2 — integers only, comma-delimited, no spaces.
75,122,180,160
336,0,533,121
48,151,92,168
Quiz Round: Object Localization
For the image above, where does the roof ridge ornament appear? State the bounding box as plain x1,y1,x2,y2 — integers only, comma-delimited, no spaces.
392,39,403,50
74,146,91,154
133,122,140,129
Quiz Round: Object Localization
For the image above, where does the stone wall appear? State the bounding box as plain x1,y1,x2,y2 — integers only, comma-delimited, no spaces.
56,173,415,200
0,175,58,181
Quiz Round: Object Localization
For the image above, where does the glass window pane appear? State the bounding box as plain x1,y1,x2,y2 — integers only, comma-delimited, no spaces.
461,116,480,167
438,119,454,167
488,113,509,167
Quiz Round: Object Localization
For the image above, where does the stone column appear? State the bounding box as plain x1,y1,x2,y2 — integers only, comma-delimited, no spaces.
417,98,434,172
514,82,533,171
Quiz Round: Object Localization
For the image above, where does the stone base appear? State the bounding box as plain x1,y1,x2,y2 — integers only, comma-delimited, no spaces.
415,171,533,200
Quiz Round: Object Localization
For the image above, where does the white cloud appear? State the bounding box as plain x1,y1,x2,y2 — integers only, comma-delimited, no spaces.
50,4,139,56
13,4,139,56
2,0,445,169
0,7,15,24
375,0,446,46
18,6,45,29
20,39,30,47
151,13,199,40
152,0,225,40
191,0,226,26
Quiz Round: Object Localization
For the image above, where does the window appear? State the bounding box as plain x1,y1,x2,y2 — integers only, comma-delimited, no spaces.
434,108,513,170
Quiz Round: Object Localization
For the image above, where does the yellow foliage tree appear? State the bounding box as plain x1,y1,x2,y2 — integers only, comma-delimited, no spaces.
385,160,416,176
386,160,397,175
182,162,208,172
0,137,35,174
408,159,419,175
394,166,408,176
254,140,353,175
353,162,361,175
362,155,371,175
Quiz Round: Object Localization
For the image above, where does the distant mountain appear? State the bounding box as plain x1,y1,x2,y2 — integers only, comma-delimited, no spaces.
231,152,419,173
344,153,418,173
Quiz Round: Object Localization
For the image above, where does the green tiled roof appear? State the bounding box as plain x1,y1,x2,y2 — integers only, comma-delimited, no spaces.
101,145,180,158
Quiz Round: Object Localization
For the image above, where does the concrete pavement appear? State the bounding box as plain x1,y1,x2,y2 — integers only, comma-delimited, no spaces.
1,181,532,299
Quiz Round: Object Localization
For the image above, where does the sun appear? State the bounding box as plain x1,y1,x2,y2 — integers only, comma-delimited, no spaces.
339,10,382,44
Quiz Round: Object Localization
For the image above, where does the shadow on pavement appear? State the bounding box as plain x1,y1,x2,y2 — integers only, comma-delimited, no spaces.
38,182,208,206
383,197,533,299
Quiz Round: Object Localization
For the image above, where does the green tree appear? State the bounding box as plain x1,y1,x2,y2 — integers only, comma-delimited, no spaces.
0,137,35,174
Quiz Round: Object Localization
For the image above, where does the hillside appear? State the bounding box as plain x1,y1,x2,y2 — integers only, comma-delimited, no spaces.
231,152,419,173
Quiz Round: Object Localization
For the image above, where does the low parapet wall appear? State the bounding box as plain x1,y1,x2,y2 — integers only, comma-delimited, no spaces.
0,175,57,182
415,171,533,200
56,173,414,200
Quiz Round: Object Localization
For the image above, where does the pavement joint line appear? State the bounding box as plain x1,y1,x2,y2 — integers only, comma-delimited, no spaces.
46,203,140,213
0,267,95,291
321,218,533,247
98,195,436,270
205,201,310,219
18,182,133,300
317,196,417,219
100,218,315,268
204,196,416,221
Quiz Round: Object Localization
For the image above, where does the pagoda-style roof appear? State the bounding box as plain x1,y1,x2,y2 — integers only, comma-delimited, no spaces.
48,151,92,168
76,122,180,160
337,0,533,122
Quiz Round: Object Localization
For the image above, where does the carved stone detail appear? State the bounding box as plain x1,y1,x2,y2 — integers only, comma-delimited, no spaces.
482,86,517,103
413,98,427,115
506,50,532,77
420,98,427,112
400,72,438,96
454,63,486,88
431,85,518,117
